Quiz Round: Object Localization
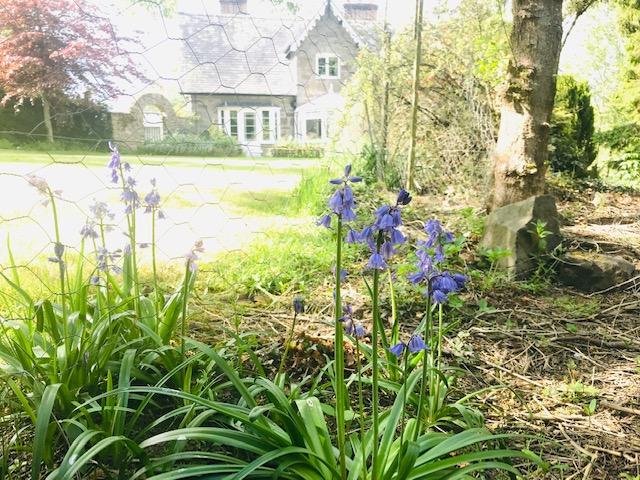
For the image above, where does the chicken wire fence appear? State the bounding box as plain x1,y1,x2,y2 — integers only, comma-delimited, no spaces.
0,0,387,307
0,0,493,312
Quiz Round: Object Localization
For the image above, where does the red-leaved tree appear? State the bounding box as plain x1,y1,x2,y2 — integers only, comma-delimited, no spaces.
0,0,143,142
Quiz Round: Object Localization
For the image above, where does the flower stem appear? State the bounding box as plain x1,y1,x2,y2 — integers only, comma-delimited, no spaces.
415,286,431,439
180,262,191,361
398,348,410,476
355,338,367,480
48,192,68,358
277,311,298,378
334,216,347,480
151,209,161,314
371,263,380,479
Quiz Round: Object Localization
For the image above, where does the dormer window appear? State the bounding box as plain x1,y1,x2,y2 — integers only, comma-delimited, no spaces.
316,54,340,79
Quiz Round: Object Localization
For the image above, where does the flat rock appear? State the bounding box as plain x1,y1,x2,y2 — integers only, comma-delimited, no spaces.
558,252,636,292
482,195,562,279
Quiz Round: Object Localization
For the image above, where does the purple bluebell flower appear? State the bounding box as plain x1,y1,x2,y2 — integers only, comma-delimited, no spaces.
453,273,468,289
318,165,361,228
332,265,348,282
366,252,387,270
80,222,99,240
346,228,359,244
329,164,363,185
380,241,396,260
340,304,354,334
396,189,412,206
185,239,205,272
293,297,304,314
424,219,455,249
389,342,405,358
353,323,366,339
432,290,448,305
108,141,120,170
123,243,131,256
96,247,122,275
408,335,428,353
144,178,164,217
48,242,65,264
316,214,332,229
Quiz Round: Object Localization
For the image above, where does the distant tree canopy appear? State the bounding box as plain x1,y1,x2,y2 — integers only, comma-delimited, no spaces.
345,0,506,193
0,0,142,142
549,75,596,178
0,89,112,147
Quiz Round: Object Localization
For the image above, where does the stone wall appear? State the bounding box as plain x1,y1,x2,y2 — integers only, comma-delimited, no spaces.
295,9,359,106
111,93,189,148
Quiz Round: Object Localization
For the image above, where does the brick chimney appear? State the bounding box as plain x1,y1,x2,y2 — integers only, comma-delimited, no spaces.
220,0,248,14
343,1,378,21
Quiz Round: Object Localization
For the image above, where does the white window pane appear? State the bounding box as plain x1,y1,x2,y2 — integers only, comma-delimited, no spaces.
317,57,326,76
245,112,256,141
230,111,238,138
305,119,322,140
262,111,271,141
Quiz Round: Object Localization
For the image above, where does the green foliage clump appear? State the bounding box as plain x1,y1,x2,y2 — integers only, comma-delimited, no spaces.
134,131,242,157
269,142,324,158
0,89,112,146
549,75,596,178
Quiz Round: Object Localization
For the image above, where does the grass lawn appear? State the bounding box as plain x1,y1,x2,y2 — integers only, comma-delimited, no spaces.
0,148,321,173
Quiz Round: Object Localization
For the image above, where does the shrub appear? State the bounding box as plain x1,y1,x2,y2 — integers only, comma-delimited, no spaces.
134,132,242,157
269,141,324,158
549,75,597,178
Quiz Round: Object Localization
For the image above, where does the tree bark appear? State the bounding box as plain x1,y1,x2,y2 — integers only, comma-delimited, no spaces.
41,95,54,143
490,0,563,209
405,0,423,192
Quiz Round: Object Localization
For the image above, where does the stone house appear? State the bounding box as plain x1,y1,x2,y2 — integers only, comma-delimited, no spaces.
111,0,379,154
179,0,380,154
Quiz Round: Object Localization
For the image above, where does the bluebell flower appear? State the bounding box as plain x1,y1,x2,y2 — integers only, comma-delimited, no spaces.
345,228,359,244
453,273,468,289
318,165,360,228
332,266,348,282
432,290,448,305
144,178,164,217
48,242,65,264
396,189,412,206
316,214,332,229
389,342,405,358
408,334,428,353
432,272,459,294
329,164,363,185
380,241,396,260
353,323,366,339
107,142,120,170
293,297,304,314
366,252,387,270
96,247,122,275
424,219,455,249
185,239,205,272
340,304,354,334
80,222,99,240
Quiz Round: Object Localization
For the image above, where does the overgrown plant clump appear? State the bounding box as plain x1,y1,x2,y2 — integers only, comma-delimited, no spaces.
0,158,542,478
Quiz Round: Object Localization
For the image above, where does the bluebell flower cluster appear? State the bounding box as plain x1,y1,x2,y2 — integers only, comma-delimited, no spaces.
409,219,467,304
359,189,412,271
317,164,361,229
144,178,166,219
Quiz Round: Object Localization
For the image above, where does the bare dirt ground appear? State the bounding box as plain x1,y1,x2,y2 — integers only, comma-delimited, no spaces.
236,180,640,479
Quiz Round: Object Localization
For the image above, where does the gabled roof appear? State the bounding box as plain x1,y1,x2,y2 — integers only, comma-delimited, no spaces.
178,1,379,96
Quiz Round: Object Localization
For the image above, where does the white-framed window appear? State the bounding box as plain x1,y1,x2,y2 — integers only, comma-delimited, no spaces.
143,106,164,141
305,118,323,140
316,54,340,79
218,107,280,144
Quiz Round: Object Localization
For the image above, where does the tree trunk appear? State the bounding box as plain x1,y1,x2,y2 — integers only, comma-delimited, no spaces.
41,95,54,143
490,0,563,209
405,0,423,192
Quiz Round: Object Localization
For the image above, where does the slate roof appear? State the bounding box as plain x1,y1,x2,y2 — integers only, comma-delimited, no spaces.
179,2,380,96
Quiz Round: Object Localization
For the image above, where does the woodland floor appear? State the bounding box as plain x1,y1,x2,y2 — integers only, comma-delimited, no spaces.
194,178,640,479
